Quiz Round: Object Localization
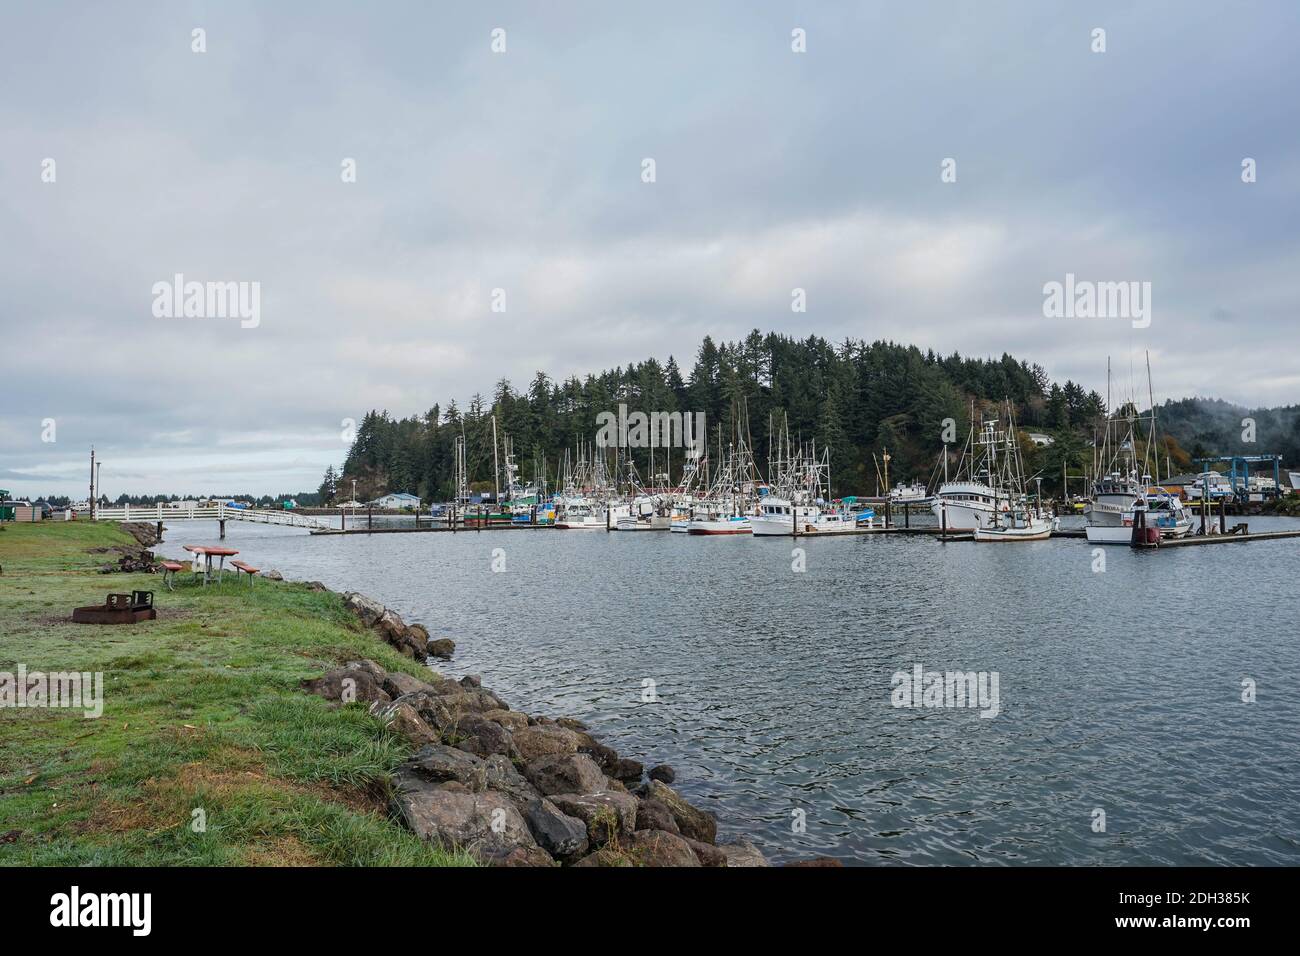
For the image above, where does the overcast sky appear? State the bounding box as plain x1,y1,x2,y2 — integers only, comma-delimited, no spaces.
2,1,1297,498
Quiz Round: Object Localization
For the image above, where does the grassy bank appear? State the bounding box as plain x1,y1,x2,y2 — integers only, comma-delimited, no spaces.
0,521,473,866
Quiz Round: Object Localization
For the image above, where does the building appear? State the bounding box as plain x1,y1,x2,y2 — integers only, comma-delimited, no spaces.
371,492,421,510
1026,432,1055,447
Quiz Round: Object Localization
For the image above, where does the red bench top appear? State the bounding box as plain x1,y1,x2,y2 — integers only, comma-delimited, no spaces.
231,561,260,573
159,561,185,571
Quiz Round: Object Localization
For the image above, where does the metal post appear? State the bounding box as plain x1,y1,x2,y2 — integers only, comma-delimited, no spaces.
219,519,226,540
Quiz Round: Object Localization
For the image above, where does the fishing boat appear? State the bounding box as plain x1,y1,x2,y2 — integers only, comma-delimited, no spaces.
554,497,606,529
888,480,932,503
1084,356,1193,544
936,402,1053,541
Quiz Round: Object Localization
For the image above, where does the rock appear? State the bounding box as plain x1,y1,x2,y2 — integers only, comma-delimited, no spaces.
648,764,676,784
405,623,429,645
388,691,456,733
603,777,628,793
622,829,701,867
639,780,717,844
391,784,536,859
572,848,634,867
719,839,770,867
685,838,727,867
523,798,589,858
427,638,456,660
608,757,644,783
487,845,557,867
342,591,385,627
345,659,388,682
447,715,517,759
398,744,486,788
459,675,481,688
523,753,607,796
481,754,539,805
579,742,619,770
512,725,581,761
555,717,588,732
383,672,439,699
264,569,284,581
301,665,389,705
374,698,439,747
785,857,844,867
633,798,680,835
482,709,530,733
376,608,406,639
549,791,638,847
305,581,328,591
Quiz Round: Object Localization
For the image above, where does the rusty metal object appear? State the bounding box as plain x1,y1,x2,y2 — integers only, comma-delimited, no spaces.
71,591,157,625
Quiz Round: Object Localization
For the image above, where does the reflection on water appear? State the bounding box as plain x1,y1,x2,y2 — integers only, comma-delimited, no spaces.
158,517,1300,865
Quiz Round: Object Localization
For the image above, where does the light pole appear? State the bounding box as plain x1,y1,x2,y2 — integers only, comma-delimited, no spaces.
352,479,357,508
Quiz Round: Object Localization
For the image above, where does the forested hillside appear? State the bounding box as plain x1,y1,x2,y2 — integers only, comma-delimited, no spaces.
325,331,1134,502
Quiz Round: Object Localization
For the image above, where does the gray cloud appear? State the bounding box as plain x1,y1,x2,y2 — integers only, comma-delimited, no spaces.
2,1,1297,496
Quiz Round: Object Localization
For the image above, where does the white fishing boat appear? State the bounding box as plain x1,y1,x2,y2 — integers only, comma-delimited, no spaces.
888,480,931,503
1084,356,1193,544
686,510,752,534
554,497,605,529
937,402,1052,541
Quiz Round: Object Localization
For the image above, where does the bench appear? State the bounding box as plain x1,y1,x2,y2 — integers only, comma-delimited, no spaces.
230,560,260,587
158,560,186,591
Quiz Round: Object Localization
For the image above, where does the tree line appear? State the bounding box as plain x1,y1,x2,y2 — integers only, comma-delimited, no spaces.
327,331,1127,502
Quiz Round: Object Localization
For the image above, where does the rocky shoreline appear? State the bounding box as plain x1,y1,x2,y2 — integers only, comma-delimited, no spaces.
301,588,792,867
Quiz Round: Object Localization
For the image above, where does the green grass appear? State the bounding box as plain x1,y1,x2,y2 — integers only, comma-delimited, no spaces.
0,521,474,867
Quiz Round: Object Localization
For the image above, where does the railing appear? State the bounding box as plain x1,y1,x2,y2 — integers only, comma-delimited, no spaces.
91,503,331,529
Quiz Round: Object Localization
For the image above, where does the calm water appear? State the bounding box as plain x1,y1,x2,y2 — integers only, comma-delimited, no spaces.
158,516,1300,865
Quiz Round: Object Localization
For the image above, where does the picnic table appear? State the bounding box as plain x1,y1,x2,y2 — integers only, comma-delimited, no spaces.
182,545,240,586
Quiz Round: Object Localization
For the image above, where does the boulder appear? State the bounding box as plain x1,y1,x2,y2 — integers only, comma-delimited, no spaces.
342,591,385,627
523,798,589,858
374,698,439,747
398,744,486,788
719,840,770,867
376,608,406,639
523,753,607,796
579,742,619,770
405,623,429,645
448,715,517,759
555,717,588,732
264,569,284,581
622,829,701,867
648,764,676,784
549,791,638,847
301,665,389,705
391,784,536,859
639,780,717,844
427,638,456,660
481,754,539,805
482,709,530,733
512,725,582,761
685,838,727,867
487,845,557,867
572,847,634,867
387,691,456,733
459,675,481,688
633,798,680,835
344,659,388,682
608,757,643,783
305,581,328,591
383,671,440,699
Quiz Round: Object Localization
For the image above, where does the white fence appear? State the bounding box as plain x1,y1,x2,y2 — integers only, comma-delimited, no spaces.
91,503,331,530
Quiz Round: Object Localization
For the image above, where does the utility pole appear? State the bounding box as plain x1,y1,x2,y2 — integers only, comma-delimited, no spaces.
89,447,96,520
